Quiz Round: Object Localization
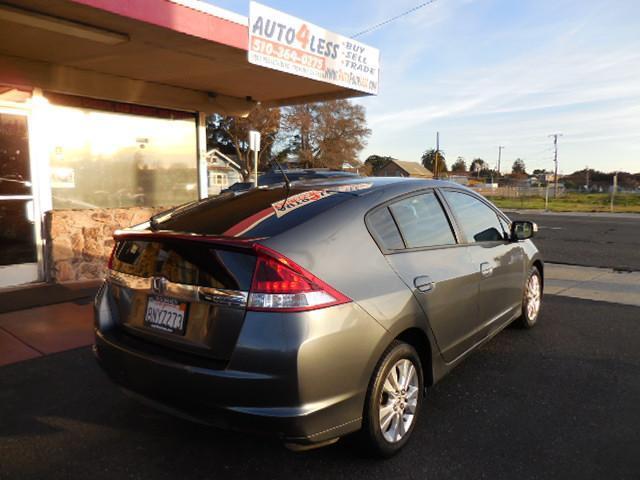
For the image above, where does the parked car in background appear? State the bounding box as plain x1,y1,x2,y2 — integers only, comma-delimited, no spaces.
94,177,542,456
222,168,360,194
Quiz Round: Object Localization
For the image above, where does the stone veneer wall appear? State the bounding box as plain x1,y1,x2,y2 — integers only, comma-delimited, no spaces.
44,207,166,282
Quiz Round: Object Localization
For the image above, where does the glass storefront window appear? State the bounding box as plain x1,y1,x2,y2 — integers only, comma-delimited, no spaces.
0,112,36,266
46,104,198,209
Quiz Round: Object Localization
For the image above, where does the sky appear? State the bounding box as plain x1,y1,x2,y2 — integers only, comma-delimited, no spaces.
207,0,640,174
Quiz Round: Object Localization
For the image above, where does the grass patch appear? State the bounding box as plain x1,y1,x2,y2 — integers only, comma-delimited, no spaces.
489,193,640,213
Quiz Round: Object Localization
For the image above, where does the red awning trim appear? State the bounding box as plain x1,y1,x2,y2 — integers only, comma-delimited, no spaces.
67,0,249,50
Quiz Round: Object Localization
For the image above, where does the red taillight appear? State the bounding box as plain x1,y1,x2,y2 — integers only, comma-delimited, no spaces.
248,245,351,312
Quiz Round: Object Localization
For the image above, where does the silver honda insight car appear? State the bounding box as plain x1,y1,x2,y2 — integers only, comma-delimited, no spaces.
94,177,543,456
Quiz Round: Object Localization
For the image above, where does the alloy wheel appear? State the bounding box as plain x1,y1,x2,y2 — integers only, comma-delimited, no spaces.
526,273,541,321
378,359,419,443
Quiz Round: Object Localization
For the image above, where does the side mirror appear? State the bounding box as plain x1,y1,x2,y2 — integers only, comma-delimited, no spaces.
511,220,538,241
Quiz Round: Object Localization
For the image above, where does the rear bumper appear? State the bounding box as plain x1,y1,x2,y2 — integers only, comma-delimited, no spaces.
94,331,362,443
94,283,390,444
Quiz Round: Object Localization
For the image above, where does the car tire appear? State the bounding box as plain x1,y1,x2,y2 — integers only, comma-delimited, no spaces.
514,265,542,329
359,341,424,457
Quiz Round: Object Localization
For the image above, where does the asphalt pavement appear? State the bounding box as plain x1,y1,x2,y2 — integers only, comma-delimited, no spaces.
507,211,640,271
1,295,638,480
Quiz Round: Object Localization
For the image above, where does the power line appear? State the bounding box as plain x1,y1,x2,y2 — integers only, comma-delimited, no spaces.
352,0,439,38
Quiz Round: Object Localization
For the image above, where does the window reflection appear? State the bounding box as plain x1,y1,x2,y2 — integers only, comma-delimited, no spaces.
47,105,198,209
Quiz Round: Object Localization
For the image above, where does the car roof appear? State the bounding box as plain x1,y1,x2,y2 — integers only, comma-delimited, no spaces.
287,176,463,193
260,169,359,178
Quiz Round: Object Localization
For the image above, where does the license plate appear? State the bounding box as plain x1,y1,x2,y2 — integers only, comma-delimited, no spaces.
144,295,188,335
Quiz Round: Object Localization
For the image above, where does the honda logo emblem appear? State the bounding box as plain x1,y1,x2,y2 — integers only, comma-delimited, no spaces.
151,277,167,295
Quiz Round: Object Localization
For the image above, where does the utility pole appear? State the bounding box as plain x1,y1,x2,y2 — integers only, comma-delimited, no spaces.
497,145,504,180
434,131,440,179
549,133,562,197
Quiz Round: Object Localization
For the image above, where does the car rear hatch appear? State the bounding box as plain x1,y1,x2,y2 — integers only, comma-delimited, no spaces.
104,181,370,362
107,233,256,362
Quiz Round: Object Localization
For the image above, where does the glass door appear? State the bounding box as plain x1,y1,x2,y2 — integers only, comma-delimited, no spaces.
0,109,38,288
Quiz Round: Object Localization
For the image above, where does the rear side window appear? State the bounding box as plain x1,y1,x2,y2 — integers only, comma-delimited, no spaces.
443,190,507,243
389,192,456,248
368,207,404,250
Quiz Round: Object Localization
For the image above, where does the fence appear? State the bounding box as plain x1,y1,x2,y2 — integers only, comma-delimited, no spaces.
472,186,564,198
477,187,640,213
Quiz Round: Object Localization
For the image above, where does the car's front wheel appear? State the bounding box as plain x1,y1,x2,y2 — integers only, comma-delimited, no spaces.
514,265,542,328
360,341,423,457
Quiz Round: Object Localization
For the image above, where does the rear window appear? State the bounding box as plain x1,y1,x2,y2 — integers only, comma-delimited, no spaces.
112,241,255,289
153,186,355,238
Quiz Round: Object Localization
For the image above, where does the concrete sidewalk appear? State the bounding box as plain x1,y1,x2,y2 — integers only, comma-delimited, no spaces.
0,300,93,367
545,263,640,307
0,280,100,314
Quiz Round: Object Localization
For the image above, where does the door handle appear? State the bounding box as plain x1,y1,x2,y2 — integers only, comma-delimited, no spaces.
414,275,435,293
480,262,493,278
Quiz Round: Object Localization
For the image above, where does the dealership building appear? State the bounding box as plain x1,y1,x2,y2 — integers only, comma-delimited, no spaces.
0,0,379,289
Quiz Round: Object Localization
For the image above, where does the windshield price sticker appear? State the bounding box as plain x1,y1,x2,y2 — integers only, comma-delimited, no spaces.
248,2,380,95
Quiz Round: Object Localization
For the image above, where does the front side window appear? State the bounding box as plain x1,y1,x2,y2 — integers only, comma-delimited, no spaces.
443,191,506,243
389,192,456,248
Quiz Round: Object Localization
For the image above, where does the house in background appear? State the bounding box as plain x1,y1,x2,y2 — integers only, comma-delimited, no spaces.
206,149,244,196
372,159,434,179
341,161,364,174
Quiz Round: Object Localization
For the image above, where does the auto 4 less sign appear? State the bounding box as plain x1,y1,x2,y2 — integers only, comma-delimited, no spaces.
248,2,380,95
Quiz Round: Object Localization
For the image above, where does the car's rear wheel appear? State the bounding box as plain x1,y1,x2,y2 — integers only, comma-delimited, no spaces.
360,341,423,457
514,265,542,328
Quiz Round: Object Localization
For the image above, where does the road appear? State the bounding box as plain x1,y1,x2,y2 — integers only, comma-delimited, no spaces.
1,295,639,480
508,211,640,271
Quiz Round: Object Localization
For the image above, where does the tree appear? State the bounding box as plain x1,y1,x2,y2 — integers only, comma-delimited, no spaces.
280,100,371,169
512,158,527,175
421,149,448,176
364,155,394,175
470,158,487,173
451,156,467,173
206,104,281,181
